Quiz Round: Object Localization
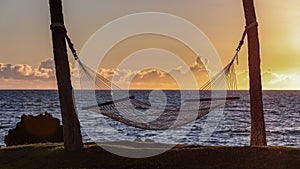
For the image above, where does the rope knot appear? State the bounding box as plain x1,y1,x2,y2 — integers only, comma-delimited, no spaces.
50,22,66,32
246,22,258,30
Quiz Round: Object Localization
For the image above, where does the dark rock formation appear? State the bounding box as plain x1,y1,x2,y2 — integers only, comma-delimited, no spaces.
4,113,63,146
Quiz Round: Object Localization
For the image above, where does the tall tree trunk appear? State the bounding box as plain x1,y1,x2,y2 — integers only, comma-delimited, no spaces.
242,0,267,146
49,0,83,151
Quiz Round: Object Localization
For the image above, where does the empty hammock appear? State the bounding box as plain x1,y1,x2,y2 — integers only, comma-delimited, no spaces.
63,27,247,130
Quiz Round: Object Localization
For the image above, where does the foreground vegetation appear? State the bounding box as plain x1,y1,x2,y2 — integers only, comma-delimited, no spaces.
0,142,299,169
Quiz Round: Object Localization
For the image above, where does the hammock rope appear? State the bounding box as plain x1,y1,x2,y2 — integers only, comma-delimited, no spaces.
59,24,249,130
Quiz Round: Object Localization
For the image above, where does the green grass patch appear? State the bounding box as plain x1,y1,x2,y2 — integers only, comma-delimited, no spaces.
0,142,299,169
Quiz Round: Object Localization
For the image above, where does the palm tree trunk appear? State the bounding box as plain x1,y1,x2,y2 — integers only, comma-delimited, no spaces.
242,0,267,146
49,0,83,151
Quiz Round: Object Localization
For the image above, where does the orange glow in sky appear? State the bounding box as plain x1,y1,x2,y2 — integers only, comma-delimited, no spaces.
0,0,299,90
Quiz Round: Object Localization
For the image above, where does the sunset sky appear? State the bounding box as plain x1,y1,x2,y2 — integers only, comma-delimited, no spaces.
0,0,300,90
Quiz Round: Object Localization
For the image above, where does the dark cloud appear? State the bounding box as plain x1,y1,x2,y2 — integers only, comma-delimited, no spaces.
0,58,56,81
190,57,207,73
0,63,34,79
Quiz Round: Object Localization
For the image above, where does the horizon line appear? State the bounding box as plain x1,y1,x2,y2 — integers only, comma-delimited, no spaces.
0,88,300,91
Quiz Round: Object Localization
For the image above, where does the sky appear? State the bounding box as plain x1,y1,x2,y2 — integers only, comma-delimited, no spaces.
0,0,300,90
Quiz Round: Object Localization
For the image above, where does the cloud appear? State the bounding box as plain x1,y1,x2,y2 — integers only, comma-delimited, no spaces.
236,70,249,89
135,69,168,80
39,59,55,70
98,68,116,79
0,58,56,81
190,56,207,73
92,68,176,89
236,69,300,90
128,69,178,89
89,57,210,89
0,63,33,79
261,70,300,89
262,69,280,84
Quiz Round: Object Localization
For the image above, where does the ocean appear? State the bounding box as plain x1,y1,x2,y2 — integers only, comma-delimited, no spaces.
0,90,299,147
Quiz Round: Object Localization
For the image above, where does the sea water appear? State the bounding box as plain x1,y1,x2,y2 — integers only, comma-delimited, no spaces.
0,90,299,147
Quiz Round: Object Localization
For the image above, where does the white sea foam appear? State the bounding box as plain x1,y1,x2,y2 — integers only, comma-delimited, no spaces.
0,90,299,147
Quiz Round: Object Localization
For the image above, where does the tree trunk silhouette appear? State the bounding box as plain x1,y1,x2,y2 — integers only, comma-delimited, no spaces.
242,0,267,146
49,0,83,151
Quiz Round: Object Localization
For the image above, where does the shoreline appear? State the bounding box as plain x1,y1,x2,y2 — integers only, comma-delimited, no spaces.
2,89,300,91
1,142,299,169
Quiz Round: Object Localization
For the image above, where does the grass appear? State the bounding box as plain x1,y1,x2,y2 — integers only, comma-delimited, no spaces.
0,142,299,169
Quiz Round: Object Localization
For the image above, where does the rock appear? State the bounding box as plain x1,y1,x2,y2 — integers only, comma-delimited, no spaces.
4,113,63,146
134,137,142,142
145,139,155,143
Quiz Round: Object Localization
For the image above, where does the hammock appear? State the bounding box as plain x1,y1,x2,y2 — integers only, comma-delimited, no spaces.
64,28,247,130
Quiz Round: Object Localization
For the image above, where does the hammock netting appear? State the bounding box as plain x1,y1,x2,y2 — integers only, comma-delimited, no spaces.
66,28,246,130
